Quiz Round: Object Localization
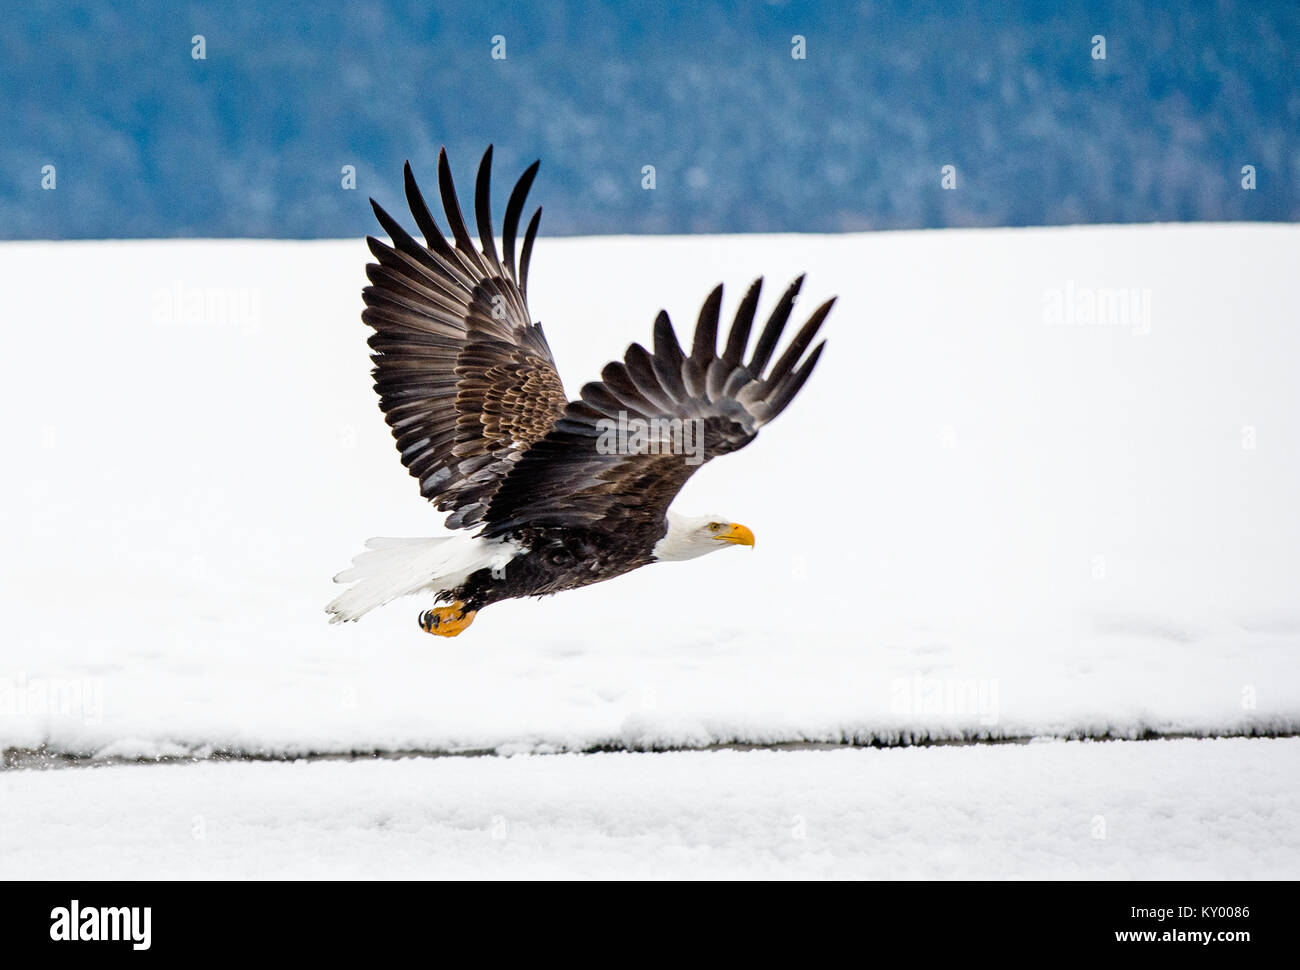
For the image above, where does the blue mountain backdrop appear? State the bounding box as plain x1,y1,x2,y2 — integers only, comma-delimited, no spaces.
2,0,1296,238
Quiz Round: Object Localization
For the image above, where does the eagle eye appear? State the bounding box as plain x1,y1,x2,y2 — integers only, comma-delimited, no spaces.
708,522,722,532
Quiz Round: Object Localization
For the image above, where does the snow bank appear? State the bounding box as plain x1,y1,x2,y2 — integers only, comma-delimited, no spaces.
1,224,1298,758
2,739,1296,879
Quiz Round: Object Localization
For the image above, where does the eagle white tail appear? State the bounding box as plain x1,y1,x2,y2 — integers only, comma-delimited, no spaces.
325,534,518,623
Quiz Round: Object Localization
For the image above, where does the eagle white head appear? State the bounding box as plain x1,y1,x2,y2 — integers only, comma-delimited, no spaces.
652,510,756,562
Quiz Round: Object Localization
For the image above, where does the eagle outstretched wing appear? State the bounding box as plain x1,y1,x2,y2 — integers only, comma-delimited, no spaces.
480,276,832,538
363,146,567,529
365,147,831,541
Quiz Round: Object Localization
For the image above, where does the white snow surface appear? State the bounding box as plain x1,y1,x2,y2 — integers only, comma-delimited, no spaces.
2,739,1297,879
1,224,1299,759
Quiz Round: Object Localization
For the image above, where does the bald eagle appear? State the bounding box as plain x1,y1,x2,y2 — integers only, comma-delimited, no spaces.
327,147,834,636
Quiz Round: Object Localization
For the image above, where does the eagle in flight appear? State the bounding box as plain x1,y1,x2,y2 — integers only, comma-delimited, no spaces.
327,147,833,636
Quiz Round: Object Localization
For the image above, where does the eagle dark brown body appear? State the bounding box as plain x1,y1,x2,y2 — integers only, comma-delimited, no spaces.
326,146,833,637
449,523,663,613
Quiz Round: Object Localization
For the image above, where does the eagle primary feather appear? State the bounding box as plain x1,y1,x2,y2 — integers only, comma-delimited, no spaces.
327,146,833,635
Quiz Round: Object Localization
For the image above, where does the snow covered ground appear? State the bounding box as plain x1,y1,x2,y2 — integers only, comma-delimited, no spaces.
3,739,1296,879
1,223,1298,760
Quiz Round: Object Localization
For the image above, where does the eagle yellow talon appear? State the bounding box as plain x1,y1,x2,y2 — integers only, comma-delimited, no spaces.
419,602,477,637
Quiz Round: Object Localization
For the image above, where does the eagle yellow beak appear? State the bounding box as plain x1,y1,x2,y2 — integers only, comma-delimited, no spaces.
715,523,755,547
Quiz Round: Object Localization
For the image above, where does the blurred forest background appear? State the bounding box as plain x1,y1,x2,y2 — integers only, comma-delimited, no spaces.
2,0,1295,238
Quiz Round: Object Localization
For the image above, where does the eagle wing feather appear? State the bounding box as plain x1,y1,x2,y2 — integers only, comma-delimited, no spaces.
362,147,831,543
481,277,832,537
362,146,567,529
